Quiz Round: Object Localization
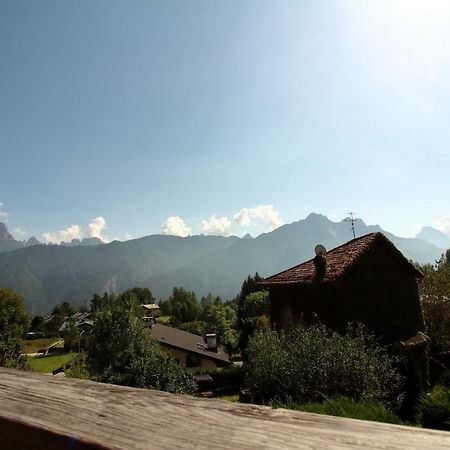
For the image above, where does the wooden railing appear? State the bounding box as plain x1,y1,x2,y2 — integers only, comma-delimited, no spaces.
1,367,449,449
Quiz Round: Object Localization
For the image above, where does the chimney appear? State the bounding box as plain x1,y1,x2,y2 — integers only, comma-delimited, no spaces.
205,333,217,352
313,244,327,280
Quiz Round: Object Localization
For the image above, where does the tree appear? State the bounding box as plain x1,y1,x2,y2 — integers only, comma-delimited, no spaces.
246,324,402,407
45,301,78,335
123,287,156,305
166,287,200,324
237,273,264,331
419,257,450,352
238,290,270,355
0,288,29,368
30,315,45,333
88,291,195,394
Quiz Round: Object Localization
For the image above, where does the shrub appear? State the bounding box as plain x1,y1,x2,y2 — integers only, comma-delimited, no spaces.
417,385,450,430
271,396,403,424
88,291,195,394
0,288,29,369
195,366,245,396
246,324,402,406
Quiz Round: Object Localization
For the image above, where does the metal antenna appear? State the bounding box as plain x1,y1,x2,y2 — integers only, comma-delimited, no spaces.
345,212,356,239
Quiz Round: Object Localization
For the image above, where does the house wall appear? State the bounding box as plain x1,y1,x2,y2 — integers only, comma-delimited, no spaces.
160,346,218,370
269,240,428,403
270,240,425,341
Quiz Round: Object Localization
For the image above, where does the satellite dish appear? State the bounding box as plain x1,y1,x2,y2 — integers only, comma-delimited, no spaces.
314,244,326,256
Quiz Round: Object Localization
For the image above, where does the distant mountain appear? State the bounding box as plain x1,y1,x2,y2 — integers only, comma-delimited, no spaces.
0,223,105,254
416,226,450,250
61,237,105,247
0,223,40,253
0,214,445,314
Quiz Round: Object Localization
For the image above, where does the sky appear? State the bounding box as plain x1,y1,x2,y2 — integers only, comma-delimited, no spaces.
1,0,450,243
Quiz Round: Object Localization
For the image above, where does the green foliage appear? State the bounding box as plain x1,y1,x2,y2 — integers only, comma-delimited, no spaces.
417,385,450,430
271,396,403,425
200,302,238,353
30,315,45,333
0,288,29,368
64,359,90,380
44,300,78,336
161,287,200,324
246,325,403,406
237,273,264,325
123,287,156,305
238,289,270,355
241,291,269,319
419,258,450,352
179,320,208,336
195,366,245,396
88,291,195,394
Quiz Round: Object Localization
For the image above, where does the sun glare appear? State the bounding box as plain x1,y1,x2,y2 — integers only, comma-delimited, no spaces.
345,0,450,86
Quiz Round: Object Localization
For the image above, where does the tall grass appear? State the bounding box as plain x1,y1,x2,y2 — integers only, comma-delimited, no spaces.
271,396,403,425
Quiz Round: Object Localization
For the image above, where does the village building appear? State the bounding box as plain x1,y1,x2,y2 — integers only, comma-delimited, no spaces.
58,312,93,351
149,323,230,370
260,232,428,399
141,303,160,327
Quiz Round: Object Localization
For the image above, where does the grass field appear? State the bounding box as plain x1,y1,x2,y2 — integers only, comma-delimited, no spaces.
156,315,172,325
217,395,239,402
27,352,78,373
22,338,60,354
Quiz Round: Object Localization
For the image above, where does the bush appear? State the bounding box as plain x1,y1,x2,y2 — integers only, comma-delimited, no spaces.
271,396,403,424
417,385,450,430
0,288,29,369
195,366,245,396
88,292,195,394
246,324,402,406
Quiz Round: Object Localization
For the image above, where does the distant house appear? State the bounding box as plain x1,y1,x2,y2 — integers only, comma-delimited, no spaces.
58,312,93,351
141,303,160,327
260,232,428,396
149,323,230,370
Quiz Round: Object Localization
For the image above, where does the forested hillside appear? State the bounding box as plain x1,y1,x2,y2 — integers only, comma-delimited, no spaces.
0,214,445,313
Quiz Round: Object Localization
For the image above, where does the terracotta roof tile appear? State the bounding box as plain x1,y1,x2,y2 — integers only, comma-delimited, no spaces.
260,232,422,286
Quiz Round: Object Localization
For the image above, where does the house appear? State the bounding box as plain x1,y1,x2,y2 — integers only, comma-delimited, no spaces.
260,232,428,397
141,303,160,327
58,312,93,351
149,323,230,369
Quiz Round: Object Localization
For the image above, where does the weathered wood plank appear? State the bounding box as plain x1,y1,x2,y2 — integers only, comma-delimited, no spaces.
0,367,449,449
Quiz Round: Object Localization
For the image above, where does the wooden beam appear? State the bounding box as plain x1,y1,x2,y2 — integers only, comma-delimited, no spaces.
1,368,449,449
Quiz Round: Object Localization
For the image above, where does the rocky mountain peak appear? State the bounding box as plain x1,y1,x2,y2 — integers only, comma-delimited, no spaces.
0,223,15,242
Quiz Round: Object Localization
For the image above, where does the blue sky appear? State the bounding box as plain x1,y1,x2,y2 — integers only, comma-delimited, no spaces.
1,1,450,242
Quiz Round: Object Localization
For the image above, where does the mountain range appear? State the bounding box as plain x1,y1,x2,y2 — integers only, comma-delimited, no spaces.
0,214,447,314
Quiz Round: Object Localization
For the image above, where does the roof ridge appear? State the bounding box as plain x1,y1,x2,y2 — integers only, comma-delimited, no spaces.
262,232,380,283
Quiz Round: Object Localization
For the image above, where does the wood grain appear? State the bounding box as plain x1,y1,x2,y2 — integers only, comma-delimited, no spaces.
0,367,449,449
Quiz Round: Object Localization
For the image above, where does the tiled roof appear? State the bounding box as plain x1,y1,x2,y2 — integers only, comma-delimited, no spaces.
260,232,423,286
149,323,230,364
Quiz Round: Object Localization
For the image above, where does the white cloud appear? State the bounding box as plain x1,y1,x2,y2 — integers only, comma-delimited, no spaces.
200,215,233,236
161,216,191,237
124,232,133,240
43,225,83,243
42,216,109,244
436,215,450,236
233,205,284,231
13,227,29,240
88,216,108,241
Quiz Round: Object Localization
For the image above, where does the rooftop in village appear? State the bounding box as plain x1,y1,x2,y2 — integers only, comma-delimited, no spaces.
149,323,230,365
261,232,423,286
